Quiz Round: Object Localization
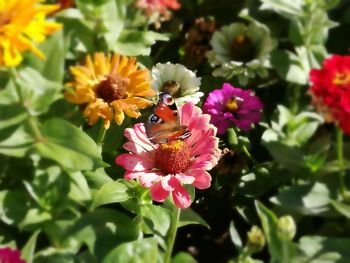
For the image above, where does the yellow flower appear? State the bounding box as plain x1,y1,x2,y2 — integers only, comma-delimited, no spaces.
65,53,156,129
0,0,62,67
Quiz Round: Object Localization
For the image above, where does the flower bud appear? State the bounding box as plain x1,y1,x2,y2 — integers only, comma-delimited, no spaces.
277,215,296,241
246,226,266,253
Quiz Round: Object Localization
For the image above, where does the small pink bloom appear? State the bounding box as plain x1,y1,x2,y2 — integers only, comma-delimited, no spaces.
116,102,221,208
203,83,263,134
135,0,180,24
0,247,26,263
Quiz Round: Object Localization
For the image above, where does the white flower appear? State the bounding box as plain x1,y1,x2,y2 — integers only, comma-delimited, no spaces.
207,21,275,85
151,62,203,105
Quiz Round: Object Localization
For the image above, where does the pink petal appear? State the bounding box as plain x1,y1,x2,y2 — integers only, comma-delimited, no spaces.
115,153,154,171
175,174,195,184
125,171,162,187
168,177,191,208
150,181,170,202
123,141,154,155
191,136,218,157
189,154,217,170
124,124,154,152
139,171,162,187
188,170,212,189
179,102,201,126
161,175,174,191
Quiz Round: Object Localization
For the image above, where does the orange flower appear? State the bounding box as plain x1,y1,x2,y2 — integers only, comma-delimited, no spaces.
65,53,156,129
0,0,62,67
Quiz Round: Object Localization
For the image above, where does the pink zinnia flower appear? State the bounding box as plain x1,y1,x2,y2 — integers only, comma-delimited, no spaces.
116,102,220,208
0,247,26,263
203,83,263,134
136,0,180,15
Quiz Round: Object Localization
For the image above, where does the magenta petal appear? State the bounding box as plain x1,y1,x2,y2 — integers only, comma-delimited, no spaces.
150,181,169,202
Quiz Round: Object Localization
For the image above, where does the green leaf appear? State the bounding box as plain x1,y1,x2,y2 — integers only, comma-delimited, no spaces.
21,231,40,263
13,67,62,115
330,200,350,219
92,180,131,209
0,104,27,130
179,208,209,228
270,182,331,215
0,116,33,157
229,221,243,251
172,252,197,263
65,208,138,259
25,31,65,83
102,238,157,263
140,204,171,236
260,0,303,18
270,49,308,85
34,118,106,171
296,236,350,263
263,142,305,170
113,30,168,56
84,168,113,189
0,190,31,225
69,171,92,203
255,201,283,261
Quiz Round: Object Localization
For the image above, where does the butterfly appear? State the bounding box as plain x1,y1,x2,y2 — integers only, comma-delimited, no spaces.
145,93,191,144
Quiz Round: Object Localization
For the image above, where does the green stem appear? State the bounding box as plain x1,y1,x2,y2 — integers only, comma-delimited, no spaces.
164,206,180,263
97,127,107,145
336,128,348,199
290,84,301,115
282,241,290,263
9,68,42,140
242,145,258,166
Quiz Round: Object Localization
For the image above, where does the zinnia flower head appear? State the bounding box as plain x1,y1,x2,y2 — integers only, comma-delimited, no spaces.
136,0,180,14
207,21,275,85
151,62,203,106
309,55,350,134
136,0,180,27
65,53,155,129
184,17,216,67
203,83,263,134
116,102,221,208
0,0,62,67
0,247,26,263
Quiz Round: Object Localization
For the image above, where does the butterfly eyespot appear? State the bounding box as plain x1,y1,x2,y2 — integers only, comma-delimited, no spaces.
160,93,174,105
149,114,163,124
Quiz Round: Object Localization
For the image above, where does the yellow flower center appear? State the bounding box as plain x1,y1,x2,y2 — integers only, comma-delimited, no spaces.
230,34,256,63
155,140,191,174
333,72,350,86
225,97,239,112
161,80,181,96
96,75,129,103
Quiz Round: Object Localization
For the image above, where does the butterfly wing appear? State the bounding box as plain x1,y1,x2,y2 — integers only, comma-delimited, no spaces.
145,93,191,144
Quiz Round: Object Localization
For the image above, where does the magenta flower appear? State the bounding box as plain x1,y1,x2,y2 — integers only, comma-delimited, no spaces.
203,83,263,134
0,247,26,263
116,102,221,208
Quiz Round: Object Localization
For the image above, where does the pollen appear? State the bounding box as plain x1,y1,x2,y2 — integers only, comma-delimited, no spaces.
96,75,129,103
333,72,350,86
155,140,192,174
225,97,239,112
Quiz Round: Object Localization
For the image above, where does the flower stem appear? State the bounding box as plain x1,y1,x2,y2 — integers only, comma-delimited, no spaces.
164,206,180,263
9,68,43,140
336,128,348,200
97,127,107,145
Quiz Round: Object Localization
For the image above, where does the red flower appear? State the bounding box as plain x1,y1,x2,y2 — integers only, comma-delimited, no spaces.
309,55,350,134
0,247,26,263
